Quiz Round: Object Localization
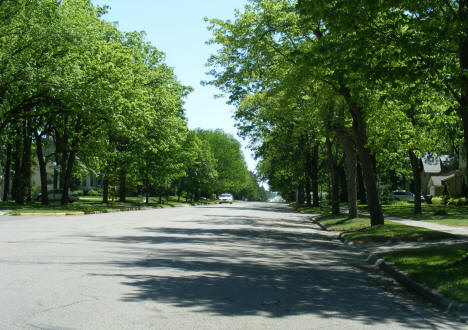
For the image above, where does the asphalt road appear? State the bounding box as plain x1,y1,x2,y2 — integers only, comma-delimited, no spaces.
0,202,465,329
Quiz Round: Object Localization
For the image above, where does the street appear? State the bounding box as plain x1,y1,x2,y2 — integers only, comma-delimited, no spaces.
0,202,464,329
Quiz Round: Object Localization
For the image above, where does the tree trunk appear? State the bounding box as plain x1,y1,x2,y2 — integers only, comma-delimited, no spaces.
459,1,468,194
145,184,149,205
325,136,340,215
339,79,383,226
34,131,49,205
334,127,358,219
408,150,423,214
12,131,24,204
145,185,149,204
119,168,126,202
22,122,32,202
305,174,312,206
311,144,320,207
60,150,75,204
338,161,347,203
59,150,67,190
297,182,304,205
2,143,11,201
305,148,313,207
102,177,109,203
357,162,366,203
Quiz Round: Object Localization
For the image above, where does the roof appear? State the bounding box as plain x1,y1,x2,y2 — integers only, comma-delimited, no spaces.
428,174,453,187
421,155,441,174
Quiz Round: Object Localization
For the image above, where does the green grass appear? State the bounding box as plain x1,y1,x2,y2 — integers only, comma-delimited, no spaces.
382,247,468,303
1,195,217,215
359,201,468,227
341,222,457,243
290,202,330,215
313,214,369,231
313,213,458,243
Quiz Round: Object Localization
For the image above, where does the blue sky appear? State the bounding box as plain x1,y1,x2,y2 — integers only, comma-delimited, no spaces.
91,0,256,170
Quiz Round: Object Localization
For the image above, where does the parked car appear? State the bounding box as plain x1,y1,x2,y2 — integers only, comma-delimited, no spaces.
36,189,79,202
389,190,425,202
219,193,233,204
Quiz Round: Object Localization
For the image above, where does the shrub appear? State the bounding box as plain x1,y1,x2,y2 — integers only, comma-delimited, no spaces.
87,189,99,196
446,197,466,206
442,195,450,205
432,197,443,205
447,198,457,206
31,186,40,197
73,190,84,196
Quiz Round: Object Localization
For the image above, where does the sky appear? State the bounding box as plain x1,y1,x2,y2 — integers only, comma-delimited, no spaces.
91,0,256,170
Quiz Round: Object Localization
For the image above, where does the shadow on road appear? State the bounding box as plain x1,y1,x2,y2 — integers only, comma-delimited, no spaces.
84,205,463,328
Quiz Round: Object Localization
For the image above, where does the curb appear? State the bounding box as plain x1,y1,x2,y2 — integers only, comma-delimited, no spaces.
309,212,468,320
5,202,219,217
10,207,146,217
310,217,328,231
368,253,468,322
12,212,85,216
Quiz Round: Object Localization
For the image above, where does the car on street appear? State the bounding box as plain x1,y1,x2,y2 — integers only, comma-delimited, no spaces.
219,193,233,204
35,189,79,202
389,190,425,202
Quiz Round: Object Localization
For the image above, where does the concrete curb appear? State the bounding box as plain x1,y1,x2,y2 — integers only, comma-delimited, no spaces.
10,207,146,217
6,202,218,217
310,217,328,231
311,215,468,320
368,253,468,322
12,212,85,216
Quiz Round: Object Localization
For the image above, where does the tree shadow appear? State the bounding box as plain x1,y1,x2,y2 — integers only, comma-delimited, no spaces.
202,202,300,214
83,209,464,328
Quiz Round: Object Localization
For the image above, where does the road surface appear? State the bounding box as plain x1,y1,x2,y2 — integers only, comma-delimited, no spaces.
0,202,464,329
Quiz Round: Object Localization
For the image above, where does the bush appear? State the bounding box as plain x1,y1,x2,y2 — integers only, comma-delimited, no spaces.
447,197,467,206
432,197,444,205
442,195,450,205
31,186,40,197
73,190,84,196
87,189,99,196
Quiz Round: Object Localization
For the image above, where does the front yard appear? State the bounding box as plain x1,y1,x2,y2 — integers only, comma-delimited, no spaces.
382,247,468,304
295,202,468,305
0,196,217,215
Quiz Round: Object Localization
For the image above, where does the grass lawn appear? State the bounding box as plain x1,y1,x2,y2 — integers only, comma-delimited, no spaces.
382,247,468,303
0,195,217,215
290,202,330,215
314,214,458,243
359,201,468,227
312,214,369,231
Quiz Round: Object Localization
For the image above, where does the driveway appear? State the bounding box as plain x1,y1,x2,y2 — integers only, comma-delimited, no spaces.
0,202,464,329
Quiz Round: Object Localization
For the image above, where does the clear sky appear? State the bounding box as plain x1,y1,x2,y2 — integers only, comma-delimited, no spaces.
91,0,256,170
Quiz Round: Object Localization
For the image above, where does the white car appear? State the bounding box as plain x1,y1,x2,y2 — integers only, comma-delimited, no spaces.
389,190,425,202
219,193,233,204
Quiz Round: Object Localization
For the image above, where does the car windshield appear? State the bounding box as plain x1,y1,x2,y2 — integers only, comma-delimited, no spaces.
220,194,232,197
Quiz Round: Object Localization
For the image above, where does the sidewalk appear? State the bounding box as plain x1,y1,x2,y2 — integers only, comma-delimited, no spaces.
385,215,468,237
343,207,468,237
343,209,468,321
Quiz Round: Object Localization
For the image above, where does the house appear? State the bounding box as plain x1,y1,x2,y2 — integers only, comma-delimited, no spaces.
0,140,99,200
422,153,466,197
